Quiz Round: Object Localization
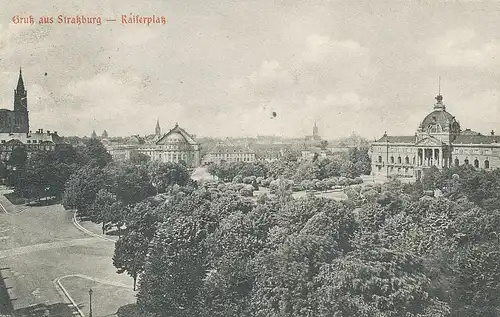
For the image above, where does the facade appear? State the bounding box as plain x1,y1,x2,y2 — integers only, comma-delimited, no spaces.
371,94,500,181
202,144,256,165
0,69,30,133
138,123,201,168
107,144,138,162
0,130,62,161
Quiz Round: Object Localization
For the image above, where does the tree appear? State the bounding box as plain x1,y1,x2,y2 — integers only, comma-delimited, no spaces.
62,165,106,216
106,163,155,206
292,162,320,182
316,244,450,317
7,145,27,170
92,189,124,233
137,216,207,317
82,138,112,168
129,151,151,165
149,162,190,193
113,199,164,291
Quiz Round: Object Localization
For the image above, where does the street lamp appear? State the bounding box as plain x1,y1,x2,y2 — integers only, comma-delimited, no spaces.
89,288,93,317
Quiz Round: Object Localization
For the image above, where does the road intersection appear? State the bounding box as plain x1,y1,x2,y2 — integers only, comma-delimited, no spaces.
0,189,135,317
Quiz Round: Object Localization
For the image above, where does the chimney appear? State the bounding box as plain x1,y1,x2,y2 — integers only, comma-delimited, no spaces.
47,130,50,134
491,130,495,136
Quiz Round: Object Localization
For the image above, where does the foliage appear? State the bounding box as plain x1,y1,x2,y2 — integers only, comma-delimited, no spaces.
82,138,113,168
62,165,106,215
148,161,191,193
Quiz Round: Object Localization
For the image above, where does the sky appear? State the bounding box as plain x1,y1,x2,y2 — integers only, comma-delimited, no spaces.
0,0,500,139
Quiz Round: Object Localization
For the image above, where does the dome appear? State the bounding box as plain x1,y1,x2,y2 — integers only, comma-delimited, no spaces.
419,95,460,133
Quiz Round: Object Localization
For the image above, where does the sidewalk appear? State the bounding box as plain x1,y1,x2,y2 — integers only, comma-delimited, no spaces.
73,216,119,242
58,275,135,317
0,195,16,214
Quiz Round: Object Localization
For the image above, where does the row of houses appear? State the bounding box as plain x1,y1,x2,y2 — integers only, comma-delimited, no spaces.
104,123,354,167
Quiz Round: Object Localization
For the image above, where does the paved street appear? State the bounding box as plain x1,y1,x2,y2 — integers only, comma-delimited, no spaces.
0,189,135,317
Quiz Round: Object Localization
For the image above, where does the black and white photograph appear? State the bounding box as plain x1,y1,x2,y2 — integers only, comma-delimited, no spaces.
0,0,499,316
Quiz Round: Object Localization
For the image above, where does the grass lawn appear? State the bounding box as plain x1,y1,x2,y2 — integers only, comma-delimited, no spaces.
4,192,27,205
60,276,136,317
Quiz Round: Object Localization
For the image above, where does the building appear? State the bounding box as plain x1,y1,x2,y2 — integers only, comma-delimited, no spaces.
0,70,62,161
305,121,321,142
371,94,500,181
106,144,139,162
202,144,256,165
0,68,30,133
138,123,201,168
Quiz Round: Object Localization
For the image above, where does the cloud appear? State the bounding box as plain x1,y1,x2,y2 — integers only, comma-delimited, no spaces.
303,34,367,63
428,28,500,68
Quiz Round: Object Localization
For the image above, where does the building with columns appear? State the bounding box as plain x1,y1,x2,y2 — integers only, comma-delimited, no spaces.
371,94,500,181
138,123,201,168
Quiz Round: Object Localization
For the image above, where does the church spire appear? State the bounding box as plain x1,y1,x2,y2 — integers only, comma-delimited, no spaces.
16,67,25,92
155,118,161,136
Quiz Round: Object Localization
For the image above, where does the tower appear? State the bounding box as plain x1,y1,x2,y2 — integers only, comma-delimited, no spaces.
13,68,29,133
313,121,319,139
155,119,161,136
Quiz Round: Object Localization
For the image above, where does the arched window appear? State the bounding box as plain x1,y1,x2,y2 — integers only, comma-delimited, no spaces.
378,156,382,163
454,158,459,166
485,160,490,169
412,157,416,164
397,157,402,164
405,156,409,164
474,159,479,168
464,158,469,165
390,156,394,163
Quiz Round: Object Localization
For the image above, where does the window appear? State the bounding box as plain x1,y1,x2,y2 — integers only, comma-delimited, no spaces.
390,156,394,163
412,157,415,164
474,159,479,168
397,157,402,164
455,158,459,166
1,140,5,144
485,160,490,169
378,156,382,163
405,156,409,164
464,159,469,165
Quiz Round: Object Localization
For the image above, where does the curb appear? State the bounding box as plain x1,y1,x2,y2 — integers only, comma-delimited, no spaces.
72,212,116,243
53,277,85,317
54,274,135,317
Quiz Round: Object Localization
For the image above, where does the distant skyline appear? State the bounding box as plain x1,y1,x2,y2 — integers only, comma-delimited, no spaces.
1,0,500,139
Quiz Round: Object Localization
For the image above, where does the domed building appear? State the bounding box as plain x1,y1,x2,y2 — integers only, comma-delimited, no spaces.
138,123,201,168
371,94,500,181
